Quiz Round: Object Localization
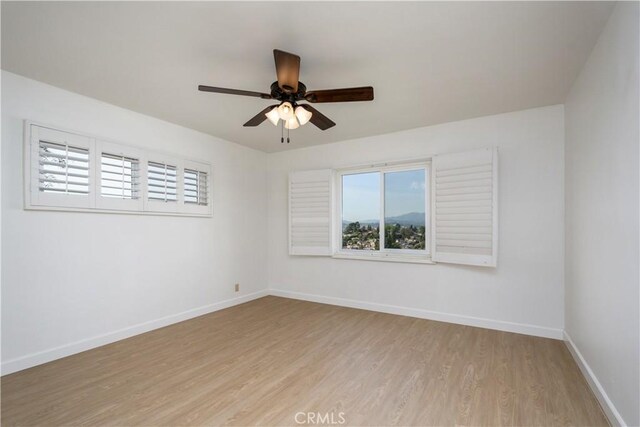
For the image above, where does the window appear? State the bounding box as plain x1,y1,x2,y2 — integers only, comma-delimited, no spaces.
181,160,211,215
184,169,208,205
25,122,212,217
39,141,90,196
29,125,94,209
100,153,139,200
341,172,380,250
147,161,178,202
339,163,429,259
384,169,426,250
288,149,498,266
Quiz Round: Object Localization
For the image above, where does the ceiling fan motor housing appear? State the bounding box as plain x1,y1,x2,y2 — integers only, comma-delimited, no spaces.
270,81,307,106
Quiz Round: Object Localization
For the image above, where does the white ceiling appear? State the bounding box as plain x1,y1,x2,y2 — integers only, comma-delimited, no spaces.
2,2,613,153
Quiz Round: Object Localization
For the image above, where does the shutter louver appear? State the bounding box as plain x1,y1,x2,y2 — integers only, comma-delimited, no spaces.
432,147,498,267
289,169,333,256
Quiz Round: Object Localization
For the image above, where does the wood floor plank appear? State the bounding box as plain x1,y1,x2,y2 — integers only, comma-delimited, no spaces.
1,296,609,426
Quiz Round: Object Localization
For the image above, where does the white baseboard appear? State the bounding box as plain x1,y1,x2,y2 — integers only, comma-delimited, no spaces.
563,331,626,427
1,290,269,376
269,289,563,340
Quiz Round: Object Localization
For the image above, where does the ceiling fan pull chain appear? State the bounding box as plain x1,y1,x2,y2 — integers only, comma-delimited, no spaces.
287,126,290,143
281,120,284,143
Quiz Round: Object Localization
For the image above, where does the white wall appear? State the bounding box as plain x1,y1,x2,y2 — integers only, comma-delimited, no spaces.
267,105,565,338
564,3,640,426
1,71,268,373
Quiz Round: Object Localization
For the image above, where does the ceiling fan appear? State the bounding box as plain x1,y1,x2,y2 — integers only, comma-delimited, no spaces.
198,49,374,142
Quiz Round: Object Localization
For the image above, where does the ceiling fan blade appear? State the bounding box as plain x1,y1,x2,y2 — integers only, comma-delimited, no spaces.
300,105,336,131
273,49,300,93
199,85,272,99
243,105,278,127
305,86,374,103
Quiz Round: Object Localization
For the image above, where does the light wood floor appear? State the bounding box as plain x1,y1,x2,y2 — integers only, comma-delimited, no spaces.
2,296,607,426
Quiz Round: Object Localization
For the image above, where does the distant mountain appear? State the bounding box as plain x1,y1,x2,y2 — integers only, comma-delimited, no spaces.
343,212,425,228
385,212,425,226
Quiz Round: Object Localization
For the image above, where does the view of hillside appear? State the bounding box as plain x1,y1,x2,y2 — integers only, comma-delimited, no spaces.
342,169,427,251
342,212,426,250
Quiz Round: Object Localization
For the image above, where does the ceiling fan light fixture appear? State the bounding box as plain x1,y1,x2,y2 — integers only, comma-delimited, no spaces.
295,106,313,126
284,116,300,130
277,102,294,120
265,106,280,126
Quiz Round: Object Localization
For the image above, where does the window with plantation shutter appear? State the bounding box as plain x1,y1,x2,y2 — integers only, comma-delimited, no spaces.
39,141,90,195
25,122,211,217
95,140,143,211
29,125,94,209
289,169,333,256
431,147,498,267
101,153,139,199
181,160,211,215
184,169,208,205
147,161,178,202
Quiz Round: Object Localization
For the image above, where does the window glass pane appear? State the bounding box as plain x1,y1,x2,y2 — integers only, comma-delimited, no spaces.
342,172,380,250
384,169,426,250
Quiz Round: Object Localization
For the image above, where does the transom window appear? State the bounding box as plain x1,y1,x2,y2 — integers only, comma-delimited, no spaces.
38,141,90,195
184,169,208,206
339,163,429,256
147,161,177,202
27,123,212,217
101,153,139,199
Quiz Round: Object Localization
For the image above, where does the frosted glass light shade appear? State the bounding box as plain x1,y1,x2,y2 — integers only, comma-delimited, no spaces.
284,116,299,130
277,102,294,120
295,106,313,125
265,107,280,126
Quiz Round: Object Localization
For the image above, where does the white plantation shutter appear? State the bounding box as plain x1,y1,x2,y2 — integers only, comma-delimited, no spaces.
144,156,180,213
184,169,208,205
29,125,95,209
39,141,90,195
289,169,333,256
432,147,498,267
95,140,143,211
148,161,178,202
181,160,212,216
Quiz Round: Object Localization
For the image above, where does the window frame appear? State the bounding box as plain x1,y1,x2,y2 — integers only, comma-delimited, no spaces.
24,121,212,218
334,160,432,263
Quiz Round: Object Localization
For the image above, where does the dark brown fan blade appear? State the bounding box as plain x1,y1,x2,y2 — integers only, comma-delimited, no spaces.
199,85,272,99
305,86,374,103
243,105,278,127
273,49,300,93
300,105,336,130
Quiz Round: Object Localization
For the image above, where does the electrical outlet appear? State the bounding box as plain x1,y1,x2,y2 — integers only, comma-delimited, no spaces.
234,283,240,292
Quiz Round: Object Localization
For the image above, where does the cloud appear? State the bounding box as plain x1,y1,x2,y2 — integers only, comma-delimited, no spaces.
410,181,426,190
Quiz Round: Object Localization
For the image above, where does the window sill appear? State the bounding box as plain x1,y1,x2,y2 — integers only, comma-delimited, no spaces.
24,204,212,218
332,252,435,265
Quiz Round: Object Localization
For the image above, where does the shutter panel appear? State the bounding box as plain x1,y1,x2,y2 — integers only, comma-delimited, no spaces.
289,169,333,256
148,161,178,202
432,147,498,267
30,125,95,209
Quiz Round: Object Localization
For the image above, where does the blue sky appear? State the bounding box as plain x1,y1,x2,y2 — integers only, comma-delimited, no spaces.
342,169,425,221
